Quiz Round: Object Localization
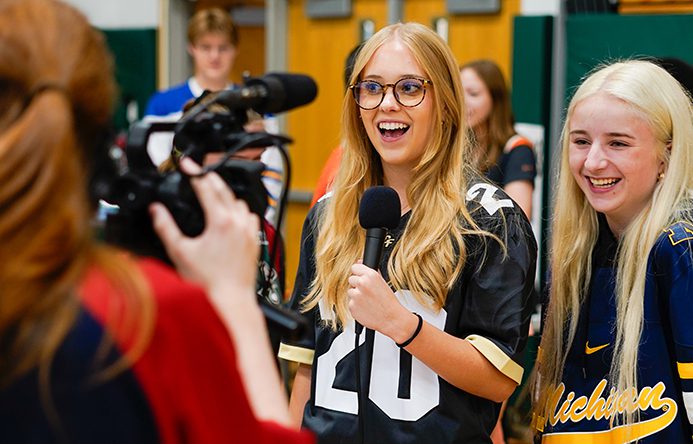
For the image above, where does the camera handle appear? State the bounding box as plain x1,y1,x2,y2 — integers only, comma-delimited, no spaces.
203,133,301,338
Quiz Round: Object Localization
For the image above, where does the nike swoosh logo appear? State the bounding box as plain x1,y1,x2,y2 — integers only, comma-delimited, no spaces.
585,341,609,355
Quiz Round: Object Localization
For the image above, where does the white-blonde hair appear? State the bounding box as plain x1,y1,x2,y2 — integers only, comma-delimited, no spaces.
535,60,693,431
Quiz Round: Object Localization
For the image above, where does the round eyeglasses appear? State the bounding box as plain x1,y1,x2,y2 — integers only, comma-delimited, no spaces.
349,77,433,110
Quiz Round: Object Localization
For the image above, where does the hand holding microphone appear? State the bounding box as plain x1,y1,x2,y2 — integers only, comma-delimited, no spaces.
349,186,400,335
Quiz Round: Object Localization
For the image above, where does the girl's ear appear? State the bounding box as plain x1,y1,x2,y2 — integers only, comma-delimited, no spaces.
658,144,670,181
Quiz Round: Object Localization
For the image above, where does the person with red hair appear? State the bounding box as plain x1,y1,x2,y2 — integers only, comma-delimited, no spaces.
0,1,312,442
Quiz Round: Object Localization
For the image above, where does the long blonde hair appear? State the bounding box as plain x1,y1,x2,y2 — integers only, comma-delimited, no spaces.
535,60,693,428
0,0,154,392
302,22,491,328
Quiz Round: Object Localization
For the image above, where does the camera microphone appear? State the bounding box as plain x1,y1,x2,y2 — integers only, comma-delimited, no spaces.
214,73,318,114
356,186,401,334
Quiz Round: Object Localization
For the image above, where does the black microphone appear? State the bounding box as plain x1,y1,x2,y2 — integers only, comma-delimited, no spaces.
213,73,318,114
356,186,401,334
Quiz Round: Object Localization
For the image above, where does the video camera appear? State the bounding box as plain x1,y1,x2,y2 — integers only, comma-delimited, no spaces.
100,73,316,257
97,72,318,338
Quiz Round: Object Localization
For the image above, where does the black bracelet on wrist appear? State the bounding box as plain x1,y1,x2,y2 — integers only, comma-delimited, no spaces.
396,312,423,348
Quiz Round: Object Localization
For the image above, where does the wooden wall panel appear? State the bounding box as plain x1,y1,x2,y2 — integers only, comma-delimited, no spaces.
286,0,388,191
231,25,266,83
284,0,388,292
403,0,447,19
403,0,520,80
452,1,519,82
619,0,693,14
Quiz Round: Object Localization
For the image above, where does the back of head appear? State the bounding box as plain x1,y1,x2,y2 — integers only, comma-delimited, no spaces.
0,0,116,380
343,42,365,89
188,7,238,47
656,57,693,100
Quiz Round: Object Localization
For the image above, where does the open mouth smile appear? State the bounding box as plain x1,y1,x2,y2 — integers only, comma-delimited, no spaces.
589,177,621,188
378,121,410,139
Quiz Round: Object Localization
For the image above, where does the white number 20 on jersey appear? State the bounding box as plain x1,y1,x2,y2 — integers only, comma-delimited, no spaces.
314,291,447,421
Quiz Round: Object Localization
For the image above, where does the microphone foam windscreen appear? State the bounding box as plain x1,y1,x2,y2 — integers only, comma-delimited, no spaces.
262,73,318,114
359,186,401,230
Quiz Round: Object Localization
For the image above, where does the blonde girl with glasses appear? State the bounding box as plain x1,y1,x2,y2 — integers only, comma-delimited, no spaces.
279,22,537,443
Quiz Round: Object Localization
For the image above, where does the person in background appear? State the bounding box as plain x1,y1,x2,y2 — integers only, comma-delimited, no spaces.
142,6,238,170
280,22,537,443
0,1,312,442
144,8,284,226
656,56,693,100
460,60,536,218
461,58,539,444
145,8,238,119
533,60,693,443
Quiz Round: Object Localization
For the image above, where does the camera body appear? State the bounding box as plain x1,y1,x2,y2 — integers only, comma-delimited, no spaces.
96,73,317,339
101,117,289,262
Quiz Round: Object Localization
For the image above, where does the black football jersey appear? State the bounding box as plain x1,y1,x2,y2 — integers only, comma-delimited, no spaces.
279,180,537,443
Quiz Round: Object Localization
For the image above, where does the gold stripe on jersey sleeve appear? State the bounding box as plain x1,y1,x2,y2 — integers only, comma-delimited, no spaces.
677,361,693,379
278,342,314,365
465,334,523,384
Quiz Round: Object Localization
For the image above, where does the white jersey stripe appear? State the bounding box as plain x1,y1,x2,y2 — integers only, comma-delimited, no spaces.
683,391,693,424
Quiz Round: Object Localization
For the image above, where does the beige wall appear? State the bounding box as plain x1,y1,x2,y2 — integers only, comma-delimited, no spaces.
283,0,520,293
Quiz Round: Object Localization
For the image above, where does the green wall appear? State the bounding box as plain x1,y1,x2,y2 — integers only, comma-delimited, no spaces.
512,16,554,127
566,14,693,100
512,15,554,290
102,29,157,131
